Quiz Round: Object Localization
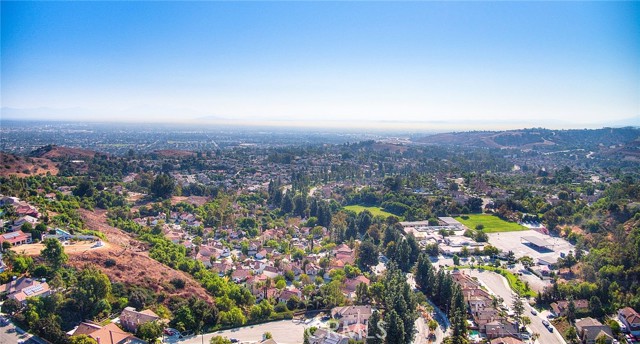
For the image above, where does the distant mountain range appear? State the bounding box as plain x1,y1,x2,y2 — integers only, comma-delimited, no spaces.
413,127,640,153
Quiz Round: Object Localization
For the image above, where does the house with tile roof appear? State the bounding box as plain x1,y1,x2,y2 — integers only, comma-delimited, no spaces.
120,307,162,333
618,307,640,336
575,317,614,344
69,322,145,344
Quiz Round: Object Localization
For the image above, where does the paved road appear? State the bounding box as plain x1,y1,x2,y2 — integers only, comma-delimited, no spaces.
463,269,566,344
407,274,447,344
166,320,307,344
0,321,38,344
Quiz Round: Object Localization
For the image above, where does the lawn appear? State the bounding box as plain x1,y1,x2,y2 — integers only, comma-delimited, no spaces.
343,205,397,218
455,214,526,233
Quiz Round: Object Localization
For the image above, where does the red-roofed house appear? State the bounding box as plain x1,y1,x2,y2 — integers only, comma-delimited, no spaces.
0,230,32,246
619,307,640,336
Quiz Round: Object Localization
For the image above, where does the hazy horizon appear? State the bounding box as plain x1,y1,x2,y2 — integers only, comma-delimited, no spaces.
2,2,639,128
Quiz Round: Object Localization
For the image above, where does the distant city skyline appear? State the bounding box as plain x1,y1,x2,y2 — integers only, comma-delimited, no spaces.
2,1,639,129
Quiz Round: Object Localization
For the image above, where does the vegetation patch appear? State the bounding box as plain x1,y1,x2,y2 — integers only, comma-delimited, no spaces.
455,214,526,233
343,205,397,218
475,266,536,298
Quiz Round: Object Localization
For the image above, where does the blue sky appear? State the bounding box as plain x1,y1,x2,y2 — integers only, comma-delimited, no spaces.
1,1,639,128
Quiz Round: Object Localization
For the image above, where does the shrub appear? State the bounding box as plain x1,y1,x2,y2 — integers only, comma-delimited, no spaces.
170,278,186,289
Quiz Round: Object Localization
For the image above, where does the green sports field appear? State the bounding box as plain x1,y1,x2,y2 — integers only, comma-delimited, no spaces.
343,205,397,218
454,214,526,233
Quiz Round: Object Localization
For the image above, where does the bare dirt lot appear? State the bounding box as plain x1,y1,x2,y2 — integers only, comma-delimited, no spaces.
170,196,210,206
11,241,111,256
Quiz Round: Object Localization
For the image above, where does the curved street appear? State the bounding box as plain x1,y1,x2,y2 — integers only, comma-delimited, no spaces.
462,269,566,344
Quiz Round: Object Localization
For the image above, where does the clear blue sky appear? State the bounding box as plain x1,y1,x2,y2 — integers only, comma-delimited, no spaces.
2,1,639,128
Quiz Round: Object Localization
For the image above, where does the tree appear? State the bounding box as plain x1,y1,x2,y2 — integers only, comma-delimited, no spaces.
74,266,112,318
210,336,232,344
596,334,609,344
41,238,68,269
358,239,379,270
567,299,577,322
590,296,604,317
137,321,163,343
465,197,483,213
565,327,579,344
355,282,370,305
367,310,384,344
73,179,95,198
69,335,98,344
2,298,22,315
452,254,460,266
415,253,435,297
150,173,175,199
384,310,405,344
512,297,525,325
263,332,273,339
428,319,438,333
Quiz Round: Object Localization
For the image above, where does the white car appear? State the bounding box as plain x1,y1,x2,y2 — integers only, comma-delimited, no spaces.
530,309,537,315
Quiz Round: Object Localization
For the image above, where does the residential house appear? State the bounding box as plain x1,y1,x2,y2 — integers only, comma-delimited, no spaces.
575,317,614,344
13,215,39,229
550,300,589,317
484,320,519,339
305,263,321,276
9,282,51,305
332,244,353,256
331,305,372,329
262,266,280,279
211,261,234,277
0,230,32,246
0,277,51,304
618,307,640,336
309,328,350,344
278,288,302,304
257,339,278,344
343,275,370,294
120,307,162,333
231,268,251,283
69,322,145,344
490,337,525,344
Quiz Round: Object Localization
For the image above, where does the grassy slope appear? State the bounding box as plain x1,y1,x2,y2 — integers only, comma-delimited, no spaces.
455,214,526,233
343,205,397,218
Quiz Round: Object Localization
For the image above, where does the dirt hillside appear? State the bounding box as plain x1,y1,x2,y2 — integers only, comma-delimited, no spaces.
73,209,214,304
0,152,58,177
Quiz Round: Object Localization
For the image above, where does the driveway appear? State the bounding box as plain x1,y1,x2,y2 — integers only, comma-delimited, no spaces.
462,269,566,344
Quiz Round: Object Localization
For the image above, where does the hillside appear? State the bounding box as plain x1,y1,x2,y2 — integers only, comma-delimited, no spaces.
0,152,58,176
414,127,640,152
74,209,215,304
29,144,97,160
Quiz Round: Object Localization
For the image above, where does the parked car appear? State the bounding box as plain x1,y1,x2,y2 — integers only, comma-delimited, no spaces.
530,309,537,315
542,319,550,327
230,338,239,343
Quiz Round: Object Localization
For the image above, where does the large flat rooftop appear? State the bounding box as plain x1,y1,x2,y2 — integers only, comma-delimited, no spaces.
487,230,575,262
